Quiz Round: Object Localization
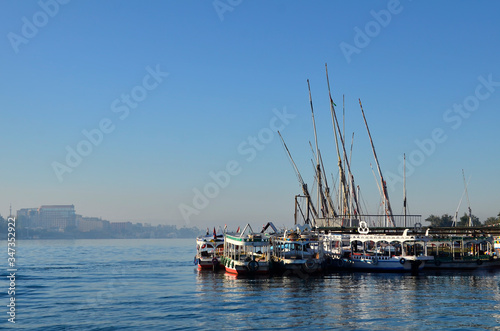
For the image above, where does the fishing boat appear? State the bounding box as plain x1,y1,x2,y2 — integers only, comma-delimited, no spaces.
272,226,325,274
425,235,500,270
222,224,271,275
194,229,224,271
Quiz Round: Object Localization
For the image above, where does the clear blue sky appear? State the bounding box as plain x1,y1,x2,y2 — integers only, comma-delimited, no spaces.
1,1,499,229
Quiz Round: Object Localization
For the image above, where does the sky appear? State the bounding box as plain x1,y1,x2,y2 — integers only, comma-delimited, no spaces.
1,1,499,230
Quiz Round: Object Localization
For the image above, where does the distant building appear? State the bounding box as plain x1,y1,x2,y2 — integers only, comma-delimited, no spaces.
17,208,39,228
38,205,76,230
110,221,133,232
76,216,106,232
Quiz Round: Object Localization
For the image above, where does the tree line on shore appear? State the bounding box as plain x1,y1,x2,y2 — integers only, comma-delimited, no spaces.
425,212,500,227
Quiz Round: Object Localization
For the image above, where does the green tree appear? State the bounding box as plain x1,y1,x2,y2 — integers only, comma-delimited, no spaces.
458,213,481,227
425,214,454,227
484,213,500,226
484,217,499,225
425,214,440,227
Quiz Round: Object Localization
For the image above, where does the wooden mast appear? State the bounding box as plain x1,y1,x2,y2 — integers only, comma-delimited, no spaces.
307,80,329,218
325,67,349,223
462,169,472,227
403,153,407,227
277,131,318,225
359,99,395,226
325,64,362,225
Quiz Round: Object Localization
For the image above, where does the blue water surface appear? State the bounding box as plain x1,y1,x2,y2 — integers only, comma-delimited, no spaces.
1,239,499,330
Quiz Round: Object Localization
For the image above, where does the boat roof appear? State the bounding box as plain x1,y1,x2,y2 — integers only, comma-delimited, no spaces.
225,233,270,246
349,233,429,242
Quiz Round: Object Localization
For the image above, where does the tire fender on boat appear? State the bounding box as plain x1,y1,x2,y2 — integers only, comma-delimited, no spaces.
305,259,316,270
301,259,317,274
477,259,483,265
435,259,441,266
399,258,406,265
248,260,259,272
372,257,378,265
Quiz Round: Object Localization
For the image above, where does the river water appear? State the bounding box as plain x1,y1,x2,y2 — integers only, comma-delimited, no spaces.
2,238,500,330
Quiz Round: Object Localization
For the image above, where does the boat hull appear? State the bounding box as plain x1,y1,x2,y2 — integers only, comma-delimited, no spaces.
224,263,270,275
196,257,224,271
345,255,429,272
272,258,323,275
424,257,500,270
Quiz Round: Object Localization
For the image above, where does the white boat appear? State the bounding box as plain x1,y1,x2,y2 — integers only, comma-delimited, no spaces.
272,227,325,274
194,231,224,271
321,232,351,269
222,224,271,275
323,222,433,272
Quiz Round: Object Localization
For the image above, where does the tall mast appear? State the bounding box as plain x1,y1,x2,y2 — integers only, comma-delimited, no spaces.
462,169,472,227
325,64,362,224
403,153,407,227
343,94,346,191
309,142,330,217
324,70,348,219
308,80,326,217
277,131,318,224
359,99,394,226
319,149,337,217
454,174,470,227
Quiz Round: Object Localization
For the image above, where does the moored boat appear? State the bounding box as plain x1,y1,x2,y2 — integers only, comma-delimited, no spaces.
425,235,500,270
326,222,433,273
194,229,224,271
495,236,500,256
272,227,325,275
222,224,271,276
321,232,351,270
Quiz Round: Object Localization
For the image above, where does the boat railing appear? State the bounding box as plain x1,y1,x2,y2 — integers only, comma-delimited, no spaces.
315,214,422,228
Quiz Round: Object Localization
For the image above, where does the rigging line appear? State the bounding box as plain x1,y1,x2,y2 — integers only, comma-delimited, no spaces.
370,163,383,201
349,132,355,167
463,169,473,226
277,131,304,186
454,174,471,226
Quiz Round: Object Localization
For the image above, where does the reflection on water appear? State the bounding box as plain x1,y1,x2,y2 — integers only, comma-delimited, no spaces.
195,269,500,329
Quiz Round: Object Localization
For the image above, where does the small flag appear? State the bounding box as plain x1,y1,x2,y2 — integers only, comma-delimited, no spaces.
213,227,216,239
236,226,240,233
330,96,336,107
